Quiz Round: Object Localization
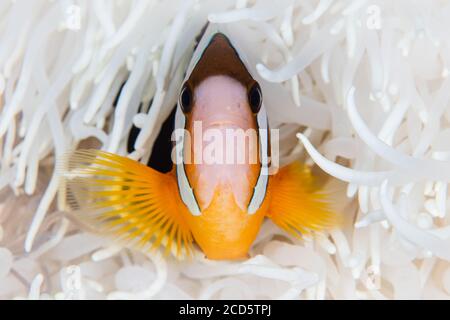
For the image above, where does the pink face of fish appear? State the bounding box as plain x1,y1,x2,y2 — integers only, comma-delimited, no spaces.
184,75,260,212
176,32,265,217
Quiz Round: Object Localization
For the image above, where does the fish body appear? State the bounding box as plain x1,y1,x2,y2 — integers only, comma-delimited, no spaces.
61,25,336,260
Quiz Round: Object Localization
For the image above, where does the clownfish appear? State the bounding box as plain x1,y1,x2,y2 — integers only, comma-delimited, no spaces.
60,25,337,260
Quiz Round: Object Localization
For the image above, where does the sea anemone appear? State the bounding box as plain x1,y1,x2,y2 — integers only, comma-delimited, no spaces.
1,0,450,299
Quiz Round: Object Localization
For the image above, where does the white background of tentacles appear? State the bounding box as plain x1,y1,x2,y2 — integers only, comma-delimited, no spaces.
1,0,450,299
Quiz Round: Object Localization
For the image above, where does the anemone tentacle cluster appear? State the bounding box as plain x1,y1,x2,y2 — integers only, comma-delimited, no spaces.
1,0,450,299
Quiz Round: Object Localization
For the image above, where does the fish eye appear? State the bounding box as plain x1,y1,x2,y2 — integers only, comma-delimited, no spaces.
248,82,262,114
179,83,193,113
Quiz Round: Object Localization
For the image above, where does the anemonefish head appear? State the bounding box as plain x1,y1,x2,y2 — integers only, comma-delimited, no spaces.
174,29,270,259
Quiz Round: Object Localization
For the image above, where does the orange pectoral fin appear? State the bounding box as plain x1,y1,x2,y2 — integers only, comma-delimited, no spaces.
267,162,339,238
58,149,193,258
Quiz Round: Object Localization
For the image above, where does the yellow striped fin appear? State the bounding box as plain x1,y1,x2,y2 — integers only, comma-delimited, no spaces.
59,149,194,258
267,162,338,238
